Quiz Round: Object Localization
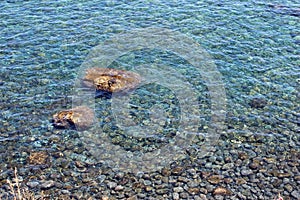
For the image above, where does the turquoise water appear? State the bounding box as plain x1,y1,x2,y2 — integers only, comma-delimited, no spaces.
0,0,299,199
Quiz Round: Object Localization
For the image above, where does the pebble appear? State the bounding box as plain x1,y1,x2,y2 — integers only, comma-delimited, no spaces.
277,172,292,178
294,175,300,181
224,178,233,184
284,184,293,192
238,152,248,160
188,187,200,194
291,190,300,199
173,187,184,193
236,178,247,185
213,187,232,196
107,181,117,189
127,196,138,200
114,185,124,191
161,168,171,176
249,161,260,170
26,181,39,188
40,180,55,189
206,184,214,192
173,192,180,200
237,193,247,199
101,196,109,200
214,196,224,200
145,186,153,192
171,167,184,175
97,175,106,183
241,169,253,176
222,163,234,170
179,192,189,199
61,190,71,195
144,180,152,186
187,168,197,177
156,188,168,194
187,180,199,188
178,176,189,183
115,172,124,179
207,175,222,184
56,158,70,168
200,188,208,194
199,194,208,200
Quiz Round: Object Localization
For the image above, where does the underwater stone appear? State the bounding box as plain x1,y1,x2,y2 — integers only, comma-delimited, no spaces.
207,175,223,184
249,97,267,109
213,187,232,196
53,106,95,130
29,151,48,165
82,67,141,93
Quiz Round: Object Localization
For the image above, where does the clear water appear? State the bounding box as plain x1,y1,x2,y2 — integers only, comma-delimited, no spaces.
0,0,299,198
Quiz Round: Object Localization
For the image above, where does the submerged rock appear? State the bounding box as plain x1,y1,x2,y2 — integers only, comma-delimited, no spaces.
82,67,141,93
207,175,223,184
29,151,48,165
53,106,95,130
249,97,267,109
213,187,232,196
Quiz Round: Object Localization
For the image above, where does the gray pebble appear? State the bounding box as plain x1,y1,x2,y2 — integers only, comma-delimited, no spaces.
107,181,117,189
144,180,152,186
0,171,9,180
241,169,253,176
173,192,180,200
187,180,199,188
26,181,39,188
237,192,247,199
61,190,71,195
205,162,212,168
222,163,234,170
115,185,124,191
179,192,189,199
137,193,146,198
291,190,300,199
173,186,184,193
187,169,197,176
209,156,216,163
40,180,55,189
283,191,289,197
198,194,207,200
97,175,106,183
206,184,214,192
116,172,124,179
214,195,224,200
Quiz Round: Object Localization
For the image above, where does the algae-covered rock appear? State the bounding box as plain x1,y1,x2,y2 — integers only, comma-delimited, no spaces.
82,67,141,93
53,106,94,130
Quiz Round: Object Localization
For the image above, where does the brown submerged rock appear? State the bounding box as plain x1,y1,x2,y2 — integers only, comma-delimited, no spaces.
29,151,48,165
53,106,95,130
82,67,141,93
207,175,223,184
213,187,232,196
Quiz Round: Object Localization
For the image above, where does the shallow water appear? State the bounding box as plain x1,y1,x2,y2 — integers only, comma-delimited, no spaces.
0,0,299,199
